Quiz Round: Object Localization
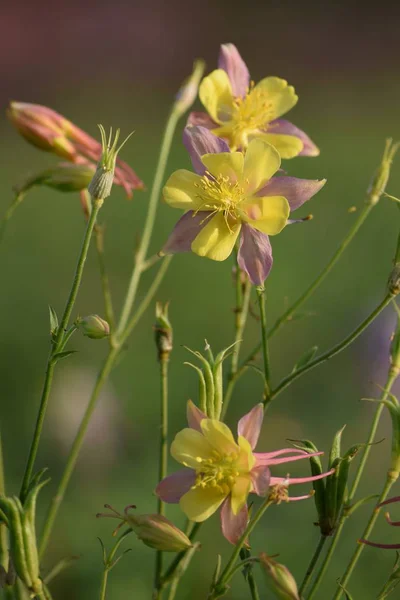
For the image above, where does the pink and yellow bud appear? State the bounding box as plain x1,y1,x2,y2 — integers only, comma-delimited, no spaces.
260,554,300,600
126,513,192,552
175,59,206,115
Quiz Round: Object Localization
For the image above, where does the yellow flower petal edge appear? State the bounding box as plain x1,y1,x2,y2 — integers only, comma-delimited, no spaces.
191,213,241,261
171,428,214,468
231,476,252,514
200,151,244,182
242,196,290,236
243,139,281,194
180,486,226,522
200,419,238,454
257,133,303,159
255,77,298,119
163,169,204,210
199,69,234,124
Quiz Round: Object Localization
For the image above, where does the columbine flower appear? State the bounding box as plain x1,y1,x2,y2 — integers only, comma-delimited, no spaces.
7,101,144,198
161,126,325,285
360,496,400,549
156,402,333,544
188,43,319,157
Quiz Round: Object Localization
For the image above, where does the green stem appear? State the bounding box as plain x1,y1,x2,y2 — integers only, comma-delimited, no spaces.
99,529,132,600
159,523,202,588
19,198,102,501
116,107,180,338
307,367,398,600
94,224,115,333
0,193,25,246
0,433,8,571
210,500,272,598
270,294,393,404
39,347,118,557
240,549,260,600
333,472,399,600
256,286,271,404
241,204,374,368
299,535,327,596
155,356,170,590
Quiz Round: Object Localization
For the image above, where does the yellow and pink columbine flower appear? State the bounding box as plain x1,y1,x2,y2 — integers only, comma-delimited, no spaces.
156,402,333,544
7,102,144,198
161,126,325,284
188,43,319,157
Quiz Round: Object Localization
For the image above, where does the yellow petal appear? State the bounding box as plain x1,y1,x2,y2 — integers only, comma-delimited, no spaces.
255,77,298,119
171,428,214,468
201,419,238,454
180,486,227,522
257,133,303,159
242,196,290,235
199,69,234,123
243,139,281,194
231,476,252,515
191,213,241,261
201,152,244,182
238,435,256,471
163,170,205,210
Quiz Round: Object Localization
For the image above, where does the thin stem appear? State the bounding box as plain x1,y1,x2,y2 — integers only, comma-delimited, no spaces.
99,529,132,600
0,193,25,246
211,500,272,598
94,224,115,333
270,293,393,403
154,356,170,590
307,367,399,599
116,108,180,337
299,535,327,596
241,204,374,368
159,523,202,588
19,198,102,501
333,472,399,600
39,347,118,557
240,549,260,600
0,432,8,571
256,286,271,404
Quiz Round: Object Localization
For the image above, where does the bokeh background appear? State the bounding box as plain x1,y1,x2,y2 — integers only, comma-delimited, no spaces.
1,1,400,598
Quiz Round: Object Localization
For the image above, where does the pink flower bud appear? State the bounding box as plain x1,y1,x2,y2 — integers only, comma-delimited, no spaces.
260,554,300,600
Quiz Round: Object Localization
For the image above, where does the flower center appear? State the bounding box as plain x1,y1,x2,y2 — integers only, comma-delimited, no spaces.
194,173,245,230
192,450,240,494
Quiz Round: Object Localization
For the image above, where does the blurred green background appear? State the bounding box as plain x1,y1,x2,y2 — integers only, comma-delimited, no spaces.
1,1,400,598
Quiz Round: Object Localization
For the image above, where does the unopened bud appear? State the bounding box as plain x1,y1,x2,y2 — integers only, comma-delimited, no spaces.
367,139,399,206
14,163,95,196
88,125,133,200
78,315,110,339
154,302,173,361
126,513,192,552
260,554,300,600
388,264,400,296
175,60,206,115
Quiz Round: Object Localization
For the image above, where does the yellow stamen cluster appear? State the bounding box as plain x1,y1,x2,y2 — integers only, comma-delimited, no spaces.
269,482,290,504
231,82,274,140
194,173,246,230
192,450,240,494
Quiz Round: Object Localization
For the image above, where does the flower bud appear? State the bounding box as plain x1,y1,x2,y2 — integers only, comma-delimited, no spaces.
367,139,399,206
154,302,173,361
260,554,300,600
175,59,206,115
78,315,110,339
7,102,76,160
14,163,95,196
388,264,400,296
126,513,192,552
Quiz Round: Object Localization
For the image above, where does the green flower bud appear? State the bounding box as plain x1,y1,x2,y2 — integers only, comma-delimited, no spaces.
88,125,133,200
260,554,300,600
154,302,173,361
14,163,95,196
175,59,206,115
367,139,399,206
127,514,192,552
78,315,110,339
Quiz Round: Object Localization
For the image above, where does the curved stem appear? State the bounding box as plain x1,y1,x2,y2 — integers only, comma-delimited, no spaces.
299,535,327,596
333,472,399,600
269,294,393,404
240,204,374,368
39,347,118,557
116,108,180,337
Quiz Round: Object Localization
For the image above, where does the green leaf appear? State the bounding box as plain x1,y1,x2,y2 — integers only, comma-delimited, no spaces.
291,345,318,373
344,494,380,518
52,350,77,363
49,305,59,334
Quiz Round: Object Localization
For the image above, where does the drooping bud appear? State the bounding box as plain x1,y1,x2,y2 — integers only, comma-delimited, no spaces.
367,139,399,206
260,553,300,600
154,302,173,361
127,513,192,552
78,315,110,339
0,475,48,596
388,264,400,297
88,126,133,201
14,163,95,196
175,59,206,115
